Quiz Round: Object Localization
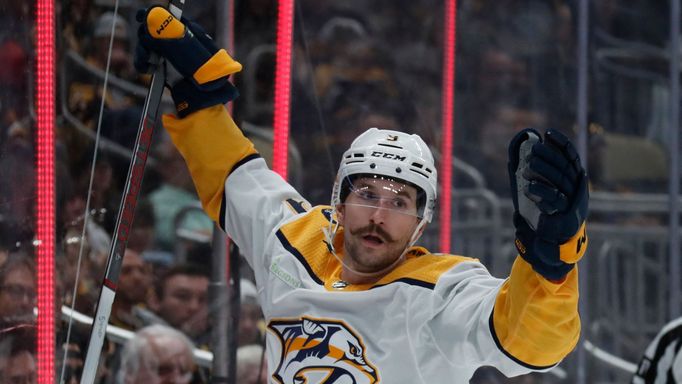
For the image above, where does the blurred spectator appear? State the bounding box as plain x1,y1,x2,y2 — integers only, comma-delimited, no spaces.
473,48,530,106
459,102,547,195
110,249,155,330
0,2,31,141
102,250,156,384
455,0,578,170
0,39,29,132
594,0,668,47
52,256,89,384
61,0,99,54
292,33,407,204
0,254,36,328
456,47,531,153
459,0,560,61
236,344,267,384
150,264,210,346
0,325,36,384
59,226,101,314
1,345,36,384
0,250,8,271
0,220,18,266
0,124,35,244
89,12,136,81
140,250,176,286
0,3,31,48
91,0,137,29
56,168,117,315
117,324,197,384
67,11,143,151
148,138,212,251
128,199,157,254
60,342,84,384
71,156,120,236
234,0,276,55
238,279,264,347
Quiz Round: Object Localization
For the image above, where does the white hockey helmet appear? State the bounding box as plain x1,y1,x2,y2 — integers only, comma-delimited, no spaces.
331,128,438,223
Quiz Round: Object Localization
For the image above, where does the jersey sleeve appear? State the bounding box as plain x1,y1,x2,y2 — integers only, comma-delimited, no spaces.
490,257,580,370
161,105,309,277
425,256,579,376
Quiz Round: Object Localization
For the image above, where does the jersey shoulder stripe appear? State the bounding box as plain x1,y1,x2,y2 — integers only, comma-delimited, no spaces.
277,206,477,290
275,229,325,285
376,252,478,289
276,206,334,286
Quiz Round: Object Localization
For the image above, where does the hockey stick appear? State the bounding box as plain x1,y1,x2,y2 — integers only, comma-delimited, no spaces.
80,1,186,382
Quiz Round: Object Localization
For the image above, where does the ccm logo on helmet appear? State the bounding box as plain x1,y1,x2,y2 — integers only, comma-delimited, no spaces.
370,151,406,162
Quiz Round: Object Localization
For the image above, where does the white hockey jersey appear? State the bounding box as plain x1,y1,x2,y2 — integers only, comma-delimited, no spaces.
162,105,582,383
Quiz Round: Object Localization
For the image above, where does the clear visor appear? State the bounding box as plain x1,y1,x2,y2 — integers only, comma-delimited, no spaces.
341,174,425,219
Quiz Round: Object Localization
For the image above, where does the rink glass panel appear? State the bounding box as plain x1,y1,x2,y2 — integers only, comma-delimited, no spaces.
1,1,56,383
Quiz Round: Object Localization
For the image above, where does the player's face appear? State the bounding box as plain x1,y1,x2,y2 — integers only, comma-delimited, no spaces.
337,177,420,273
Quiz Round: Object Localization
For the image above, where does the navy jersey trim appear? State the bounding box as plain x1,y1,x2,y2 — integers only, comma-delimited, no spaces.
273,230,439,290
218,193,227,231
285,198,308,214
219,154,260,229
488,309,557,370
230,153,261,175
275,230,324,285
371,278,436,290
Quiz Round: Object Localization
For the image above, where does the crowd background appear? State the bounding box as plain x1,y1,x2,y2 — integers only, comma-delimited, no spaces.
0,0,679,383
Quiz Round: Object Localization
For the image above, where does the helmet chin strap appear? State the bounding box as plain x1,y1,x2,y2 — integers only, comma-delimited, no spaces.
324,208,427,281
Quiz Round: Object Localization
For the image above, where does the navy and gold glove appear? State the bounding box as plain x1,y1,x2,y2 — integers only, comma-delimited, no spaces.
508,128,589,281
134,6,242,117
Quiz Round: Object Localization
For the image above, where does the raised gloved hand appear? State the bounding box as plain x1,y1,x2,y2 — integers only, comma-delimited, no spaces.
507,128,589,281
135,6,242,117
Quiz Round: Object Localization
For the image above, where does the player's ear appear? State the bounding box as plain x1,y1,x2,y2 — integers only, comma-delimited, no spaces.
336,204,345,225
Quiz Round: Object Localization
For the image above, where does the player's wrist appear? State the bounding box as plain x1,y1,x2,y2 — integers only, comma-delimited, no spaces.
170,78,239,118
513,213,574,281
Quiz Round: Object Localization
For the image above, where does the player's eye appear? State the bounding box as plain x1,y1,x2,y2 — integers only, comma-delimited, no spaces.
355,189,376,201
390,198,408,209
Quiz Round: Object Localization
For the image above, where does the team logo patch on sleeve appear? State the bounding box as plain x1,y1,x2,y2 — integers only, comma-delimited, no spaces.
268,317,379,383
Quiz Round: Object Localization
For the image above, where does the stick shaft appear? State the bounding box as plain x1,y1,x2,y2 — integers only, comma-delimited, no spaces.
81,3,185,382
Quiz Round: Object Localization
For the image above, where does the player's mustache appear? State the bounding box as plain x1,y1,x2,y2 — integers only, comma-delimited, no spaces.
350,223,393,243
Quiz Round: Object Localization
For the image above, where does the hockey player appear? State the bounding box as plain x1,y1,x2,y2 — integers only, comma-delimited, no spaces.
134,6,589,383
